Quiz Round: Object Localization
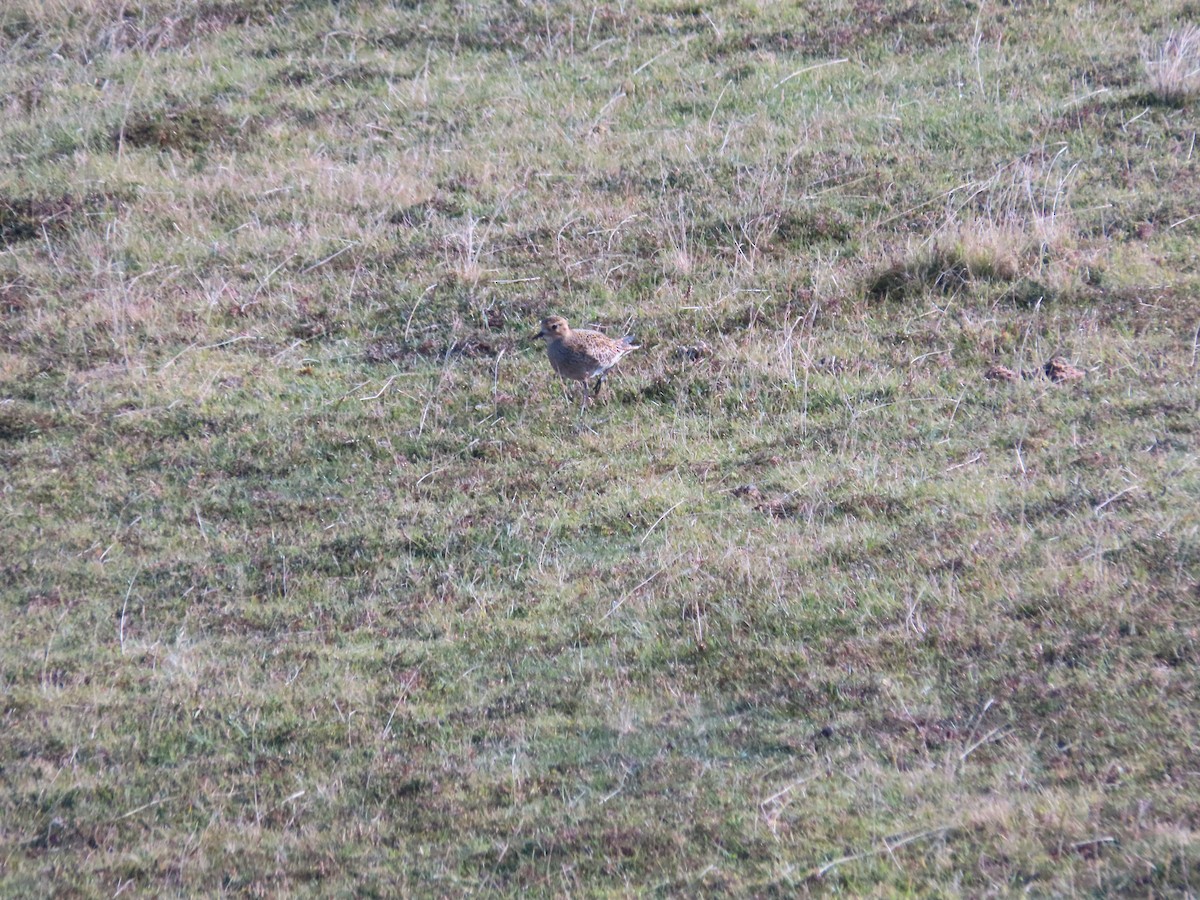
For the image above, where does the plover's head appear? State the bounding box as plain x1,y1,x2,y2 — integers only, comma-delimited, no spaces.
535,315,570,341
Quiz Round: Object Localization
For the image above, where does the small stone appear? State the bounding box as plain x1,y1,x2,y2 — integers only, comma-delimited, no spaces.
675,341,711,362
1044,357,1084,382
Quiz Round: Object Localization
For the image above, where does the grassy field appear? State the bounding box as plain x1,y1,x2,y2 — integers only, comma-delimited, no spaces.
2,0,1198,894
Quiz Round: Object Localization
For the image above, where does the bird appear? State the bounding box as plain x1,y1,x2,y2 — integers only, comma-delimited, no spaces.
534,315,639,408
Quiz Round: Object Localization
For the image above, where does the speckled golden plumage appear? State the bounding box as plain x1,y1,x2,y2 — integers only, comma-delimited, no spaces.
535,315,638,401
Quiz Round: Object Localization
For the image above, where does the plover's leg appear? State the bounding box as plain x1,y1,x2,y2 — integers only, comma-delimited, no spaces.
575,381,599,434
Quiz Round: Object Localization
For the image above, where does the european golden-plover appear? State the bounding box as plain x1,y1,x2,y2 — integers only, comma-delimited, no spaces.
534,315,639,405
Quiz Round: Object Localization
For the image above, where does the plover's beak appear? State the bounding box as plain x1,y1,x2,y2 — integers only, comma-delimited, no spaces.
532,329,546,341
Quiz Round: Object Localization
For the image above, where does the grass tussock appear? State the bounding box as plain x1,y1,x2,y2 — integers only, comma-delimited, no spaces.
0,191,125,245
1,0,283,58
1143,23,1200,106
868,155,1080,302
116,101,251,153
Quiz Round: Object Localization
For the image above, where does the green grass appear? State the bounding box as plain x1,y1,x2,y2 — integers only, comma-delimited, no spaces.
2,0,1199,894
